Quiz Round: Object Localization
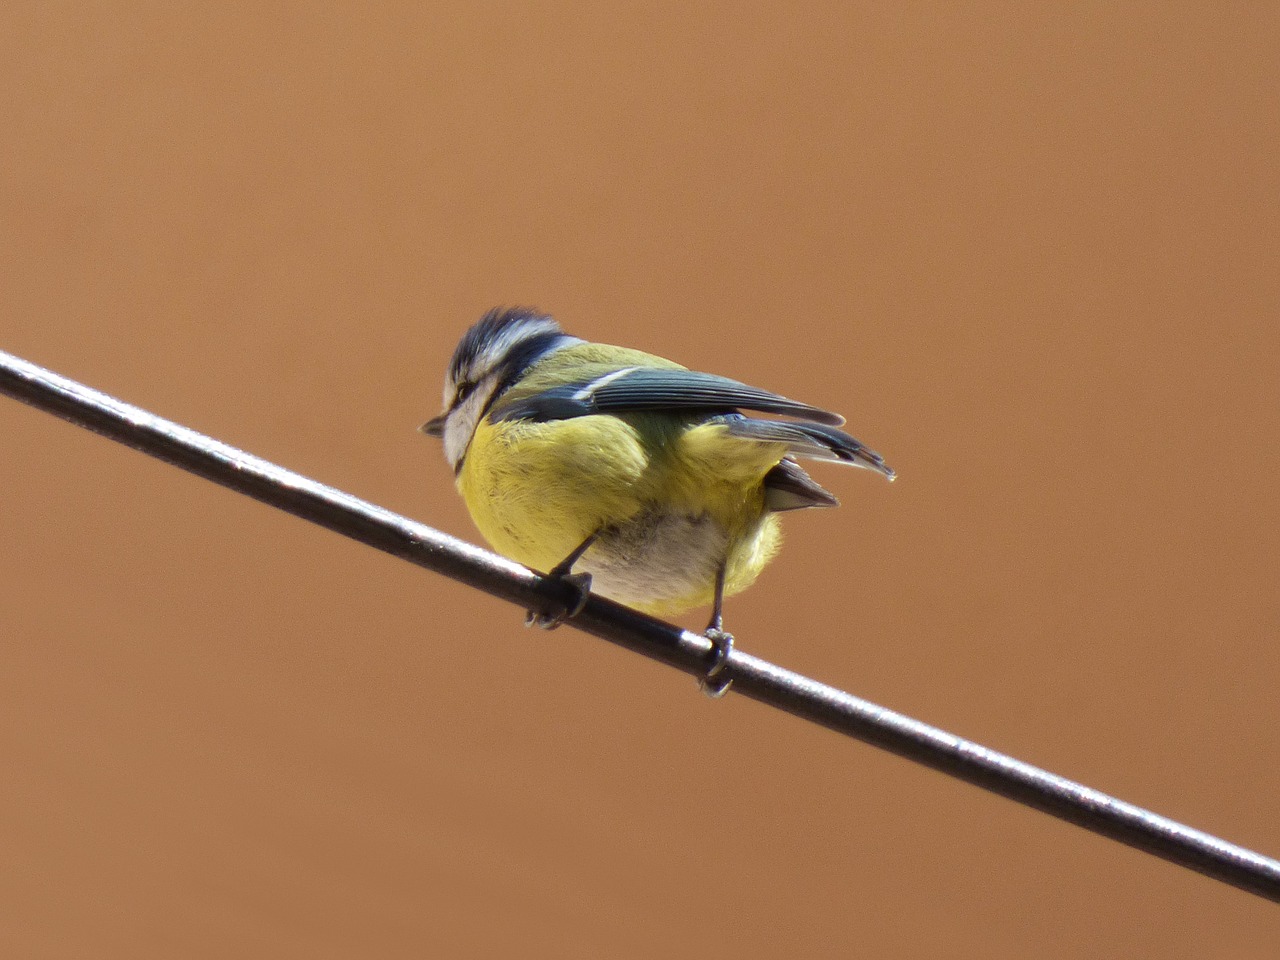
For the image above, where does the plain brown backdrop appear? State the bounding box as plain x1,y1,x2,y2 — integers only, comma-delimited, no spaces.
2,3,1277,957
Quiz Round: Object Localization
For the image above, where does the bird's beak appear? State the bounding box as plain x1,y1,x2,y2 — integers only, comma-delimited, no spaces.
420,415,445,439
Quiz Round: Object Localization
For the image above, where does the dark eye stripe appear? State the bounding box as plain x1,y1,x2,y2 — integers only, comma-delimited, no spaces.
448,308,560,384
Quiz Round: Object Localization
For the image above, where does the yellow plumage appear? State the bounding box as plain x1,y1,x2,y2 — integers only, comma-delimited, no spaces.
458,394,785,615
424,310,892,633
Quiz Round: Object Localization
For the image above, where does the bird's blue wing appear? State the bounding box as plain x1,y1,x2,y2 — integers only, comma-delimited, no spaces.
489,367,846,426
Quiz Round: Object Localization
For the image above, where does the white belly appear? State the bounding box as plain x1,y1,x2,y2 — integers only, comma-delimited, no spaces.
579,511,731,611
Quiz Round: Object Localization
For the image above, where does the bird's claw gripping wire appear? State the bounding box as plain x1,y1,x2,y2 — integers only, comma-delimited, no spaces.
699,626,734,698
526,571,593,630
526,532,598,629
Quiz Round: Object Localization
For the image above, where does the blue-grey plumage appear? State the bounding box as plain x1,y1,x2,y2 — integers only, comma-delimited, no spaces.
422,308,893,632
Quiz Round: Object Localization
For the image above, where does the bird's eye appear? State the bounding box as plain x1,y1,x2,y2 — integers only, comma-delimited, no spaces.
454,380,477,404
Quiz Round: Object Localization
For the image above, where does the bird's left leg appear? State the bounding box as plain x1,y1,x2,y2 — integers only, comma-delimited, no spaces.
699,562,734,697
526,531,599,630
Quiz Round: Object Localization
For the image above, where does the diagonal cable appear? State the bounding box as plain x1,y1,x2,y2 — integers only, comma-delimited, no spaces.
2,347,1278,904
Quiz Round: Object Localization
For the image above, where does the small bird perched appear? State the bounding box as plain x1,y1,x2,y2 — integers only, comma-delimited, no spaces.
422,308,893,694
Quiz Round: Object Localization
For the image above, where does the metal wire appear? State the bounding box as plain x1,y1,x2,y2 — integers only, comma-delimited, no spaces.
3,346,1278,904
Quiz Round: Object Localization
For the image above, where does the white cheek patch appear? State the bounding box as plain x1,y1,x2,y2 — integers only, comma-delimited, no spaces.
442,381,498,470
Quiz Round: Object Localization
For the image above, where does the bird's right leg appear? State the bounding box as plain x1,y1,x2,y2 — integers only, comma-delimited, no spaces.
699,562,734,698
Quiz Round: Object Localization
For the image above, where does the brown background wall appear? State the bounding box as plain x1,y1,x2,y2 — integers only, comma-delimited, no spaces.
2,4,1277,957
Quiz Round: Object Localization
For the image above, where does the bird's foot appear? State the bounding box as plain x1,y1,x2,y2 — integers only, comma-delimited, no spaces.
525,571,593,630
699,627,734,698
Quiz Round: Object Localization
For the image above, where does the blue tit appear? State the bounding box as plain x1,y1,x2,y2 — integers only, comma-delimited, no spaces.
421,307,894,693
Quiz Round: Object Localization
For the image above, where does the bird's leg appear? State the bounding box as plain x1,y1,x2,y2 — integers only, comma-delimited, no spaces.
526,531,598,630
699,563,734,697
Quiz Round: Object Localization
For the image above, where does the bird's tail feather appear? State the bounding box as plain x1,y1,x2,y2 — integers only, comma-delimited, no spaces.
763,458,839,511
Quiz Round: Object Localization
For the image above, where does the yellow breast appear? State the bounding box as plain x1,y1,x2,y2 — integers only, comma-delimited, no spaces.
458,414,650,573
457,412,787,614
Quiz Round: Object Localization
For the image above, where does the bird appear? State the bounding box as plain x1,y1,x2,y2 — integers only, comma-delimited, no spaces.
421,307,894,694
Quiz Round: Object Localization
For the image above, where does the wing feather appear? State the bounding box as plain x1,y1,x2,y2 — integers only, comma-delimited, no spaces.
722,416,895,479
490,367,845,426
